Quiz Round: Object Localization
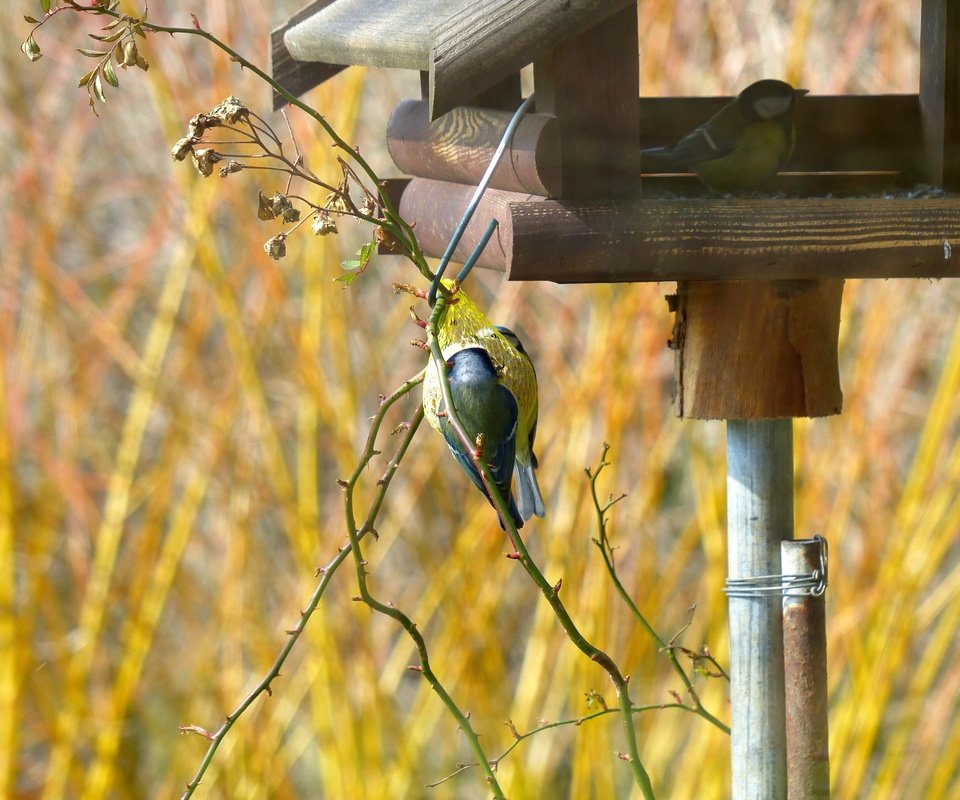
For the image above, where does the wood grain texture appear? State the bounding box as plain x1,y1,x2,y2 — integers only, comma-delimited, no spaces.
533,4,639,198
386,99,560,195
394,178,541,270
283,0,471,70
270,0,345,110
920,0,960,188
505,197,960,282
430,0,634,119
673,281,843,419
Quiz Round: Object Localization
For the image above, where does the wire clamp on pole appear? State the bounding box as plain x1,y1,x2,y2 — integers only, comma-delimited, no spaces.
724,535,828,598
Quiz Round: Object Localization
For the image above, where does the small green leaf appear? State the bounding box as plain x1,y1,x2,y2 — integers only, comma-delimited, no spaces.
40,0,51,12
24,15,39,24
102,60,119,87
334,272,360,286
78,69,96,88
77,48,109,58
93,73,107,104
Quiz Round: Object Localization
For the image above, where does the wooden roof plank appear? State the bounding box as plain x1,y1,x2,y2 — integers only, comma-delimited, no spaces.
283,0,472,70
430,0,633,118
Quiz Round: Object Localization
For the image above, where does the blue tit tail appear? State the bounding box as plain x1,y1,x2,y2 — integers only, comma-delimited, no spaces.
515,460,545,521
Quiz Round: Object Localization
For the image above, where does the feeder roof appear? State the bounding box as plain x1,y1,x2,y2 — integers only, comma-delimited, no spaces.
276,0,634,117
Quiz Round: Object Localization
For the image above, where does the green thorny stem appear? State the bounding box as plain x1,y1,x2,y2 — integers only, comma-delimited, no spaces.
342,410,507,795
178,372,425,799
40,1,432,281
587,443,730,736
426,294,656,800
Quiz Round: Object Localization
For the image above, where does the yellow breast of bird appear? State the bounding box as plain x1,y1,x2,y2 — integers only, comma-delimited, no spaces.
422,291,537,466
695,120,792,192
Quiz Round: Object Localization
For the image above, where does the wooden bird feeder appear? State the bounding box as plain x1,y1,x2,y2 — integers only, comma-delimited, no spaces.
272,1,960,798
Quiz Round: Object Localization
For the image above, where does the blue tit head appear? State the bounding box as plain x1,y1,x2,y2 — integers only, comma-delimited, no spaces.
440,347,523,530
495,325,527,356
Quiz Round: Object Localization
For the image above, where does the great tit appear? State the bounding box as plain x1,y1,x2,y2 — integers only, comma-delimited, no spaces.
493,325,545,521
640,79,808,192
423,282,541,515
438,347,524,530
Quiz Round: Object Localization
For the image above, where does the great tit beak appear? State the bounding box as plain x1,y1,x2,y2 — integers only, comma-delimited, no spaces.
795,88,810,96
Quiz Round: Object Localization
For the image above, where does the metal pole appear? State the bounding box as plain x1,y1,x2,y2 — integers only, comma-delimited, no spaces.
782,538,830,799
727,419,792,799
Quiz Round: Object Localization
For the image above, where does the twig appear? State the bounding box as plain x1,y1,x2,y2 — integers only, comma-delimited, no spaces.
178,372,425,799
587,443,730,735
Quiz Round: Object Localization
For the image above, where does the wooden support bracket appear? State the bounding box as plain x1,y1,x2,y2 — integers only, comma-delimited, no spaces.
670,280,843,420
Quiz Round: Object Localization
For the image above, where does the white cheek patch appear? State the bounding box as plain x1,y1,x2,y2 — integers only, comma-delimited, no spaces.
753,95,793,119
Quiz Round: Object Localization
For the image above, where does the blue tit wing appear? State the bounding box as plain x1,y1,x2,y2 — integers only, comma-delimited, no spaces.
484,384,519,505
440,385,523,530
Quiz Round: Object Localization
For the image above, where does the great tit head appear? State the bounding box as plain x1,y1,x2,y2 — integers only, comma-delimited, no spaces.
738,79,808,121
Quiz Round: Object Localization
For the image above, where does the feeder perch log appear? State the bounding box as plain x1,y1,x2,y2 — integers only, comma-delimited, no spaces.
386,100,561,196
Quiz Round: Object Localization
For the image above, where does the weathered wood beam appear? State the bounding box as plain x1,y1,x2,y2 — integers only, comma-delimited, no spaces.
270,0,346,111
395,179,536,269
533,4,639,198
673,281,843,419
920,0,960,188
430,0,634,120
386,99,560,196
387,179,960,281
507,196,960,282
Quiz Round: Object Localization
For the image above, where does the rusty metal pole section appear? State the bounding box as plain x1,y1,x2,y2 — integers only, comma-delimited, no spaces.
726,419,792,800
782,537,831,799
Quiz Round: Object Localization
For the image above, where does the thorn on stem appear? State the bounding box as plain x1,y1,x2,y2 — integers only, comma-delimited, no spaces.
407,665,423,673
505,552,521,560
352,595,362,602
552,578,562,594
336,479,349,489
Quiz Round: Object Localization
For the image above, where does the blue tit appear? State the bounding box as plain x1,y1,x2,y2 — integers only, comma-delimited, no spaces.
640,79,808,192
493,325,545,521
438,347,524,530
423,283,541,519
